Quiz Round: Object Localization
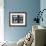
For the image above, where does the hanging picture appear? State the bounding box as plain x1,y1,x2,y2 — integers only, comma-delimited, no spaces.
9,12,27,27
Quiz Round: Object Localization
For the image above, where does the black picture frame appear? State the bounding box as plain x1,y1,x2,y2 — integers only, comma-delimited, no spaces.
9,12,27,27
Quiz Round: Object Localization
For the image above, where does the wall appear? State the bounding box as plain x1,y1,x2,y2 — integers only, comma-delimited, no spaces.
40,0,46,27
4,0,40,42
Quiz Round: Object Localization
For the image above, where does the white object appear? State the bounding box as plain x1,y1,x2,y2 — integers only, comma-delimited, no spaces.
0,0,4,43
17,37,25,46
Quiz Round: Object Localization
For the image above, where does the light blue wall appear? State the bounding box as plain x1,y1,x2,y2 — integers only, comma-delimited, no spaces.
40,0,46,27
4,0,40,42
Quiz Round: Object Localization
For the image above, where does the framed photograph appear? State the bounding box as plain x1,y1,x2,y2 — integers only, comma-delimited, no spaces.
9,12,27,27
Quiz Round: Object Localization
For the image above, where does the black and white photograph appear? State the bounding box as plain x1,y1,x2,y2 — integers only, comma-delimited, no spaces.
9,12,27,26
